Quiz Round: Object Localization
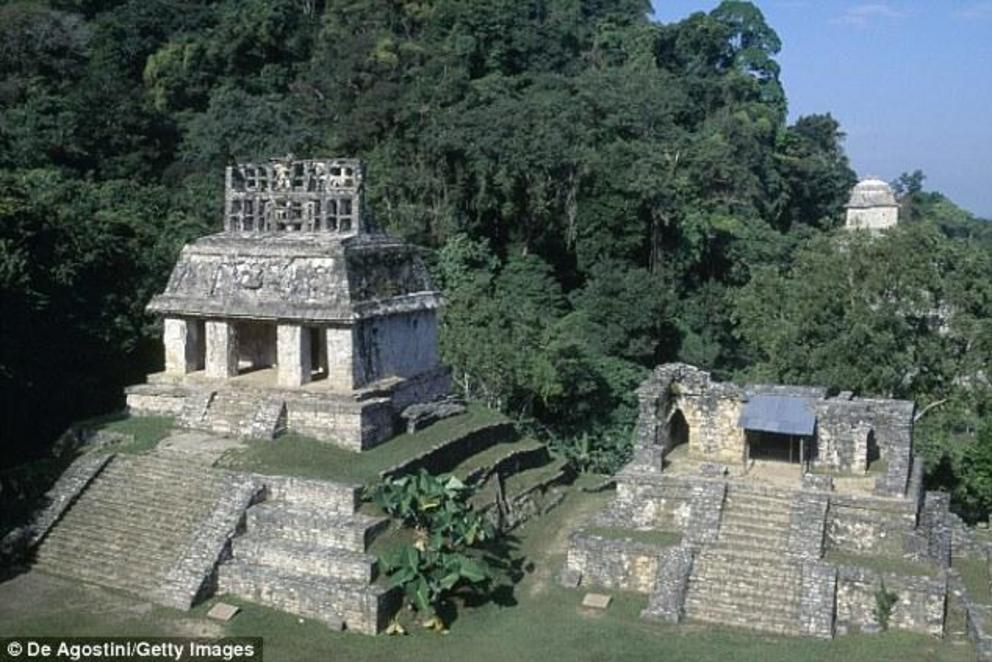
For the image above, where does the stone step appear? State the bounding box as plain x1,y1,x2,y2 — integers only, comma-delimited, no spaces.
46,503,212,541
687,604,801,636
35,562,161,595
245,503,387,553
231,535,376,583
685,590,801,621
716,528,789,550
67,484,219,513
262,477,361,514
217,561,399,635
30,452,226,599
702,543,796,565
725,489,794,505
688,573,802,602
35,528,180,567
721,505,791,523
34,547,169,582
692,561,801,586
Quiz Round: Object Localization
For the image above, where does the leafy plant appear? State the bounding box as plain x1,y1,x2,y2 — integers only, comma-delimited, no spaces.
873,581,899,630
367,470,499,630
549,430,634,475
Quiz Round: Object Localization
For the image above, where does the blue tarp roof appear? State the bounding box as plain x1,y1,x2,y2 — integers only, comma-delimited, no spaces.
738,395,816,436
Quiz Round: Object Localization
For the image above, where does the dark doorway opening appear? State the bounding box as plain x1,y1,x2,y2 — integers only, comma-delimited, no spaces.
668,409,689,451
747,430,808,464
309,327,328,381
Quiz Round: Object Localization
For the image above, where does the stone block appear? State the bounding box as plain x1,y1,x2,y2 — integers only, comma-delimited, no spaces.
164,318,203,374
207,602,240,621
582,593,612,609
277,324,311,388
205,320,238,378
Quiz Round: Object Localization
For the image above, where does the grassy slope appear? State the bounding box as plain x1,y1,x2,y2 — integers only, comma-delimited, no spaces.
216,404,507,485
0,476,974,662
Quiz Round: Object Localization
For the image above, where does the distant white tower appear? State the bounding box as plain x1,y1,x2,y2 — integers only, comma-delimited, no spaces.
845,177,899,231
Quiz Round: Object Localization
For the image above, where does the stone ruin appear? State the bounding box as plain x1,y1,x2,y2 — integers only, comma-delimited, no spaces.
562,363,976,640
845,177,899,232
14,160,468,633
125,157,451,450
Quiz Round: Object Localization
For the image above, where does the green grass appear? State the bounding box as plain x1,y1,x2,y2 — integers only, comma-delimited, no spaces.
0,477,974,662
90,416,176,455
824,550,937,577
502,458,569,496
954,556,991,603
581,526,682,547
216,404,508,485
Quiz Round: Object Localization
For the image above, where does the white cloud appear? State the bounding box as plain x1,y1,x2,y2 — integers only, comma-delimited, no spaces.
953,2,992,20
831,3,908,27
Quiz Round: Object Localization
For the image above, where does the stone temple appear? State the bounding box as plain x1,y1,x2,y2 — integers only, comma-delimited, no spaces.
845,176,899,232
125,157,450,450
562,363,980,639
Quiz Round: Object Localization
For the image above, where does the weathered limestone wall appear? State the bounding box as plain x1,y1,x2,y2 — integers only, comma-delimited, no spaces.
835,566,946,636
674,392,745,463
355,310,439,386
868,399,916,496
286,397,394,450
276,324,311,388
814,400,872,473
325,325,357,391
641,545,695,623
163,318,203,374
798,561,837,638
788,493,829,560
826,493,918,556
158,474,263,609
605,472,694,529
564,532,675,593
684,480,726,547
127,389,187,417
846,206,898,231
206,320,238,378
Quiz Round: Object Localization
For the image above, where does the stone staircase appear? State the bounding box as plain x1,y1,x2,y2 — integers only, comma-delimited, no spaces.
179,390,285,440
684,486,804,635
32,454,224,597
217,477,398,634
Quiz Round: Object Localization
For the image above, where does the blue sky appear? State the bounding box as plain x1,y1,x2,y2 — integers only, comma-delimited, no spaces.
650,1,992,218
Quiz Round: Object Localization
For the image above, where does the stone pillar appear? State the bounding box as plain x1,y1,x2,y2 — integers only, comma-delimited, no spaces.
205,320,239,379
325,325,357,391
277,324,312,388
163,317,203,374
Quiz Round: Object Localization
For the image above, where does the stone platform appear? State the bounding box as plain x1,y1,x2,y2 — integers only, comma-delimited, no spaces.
125,366,450,451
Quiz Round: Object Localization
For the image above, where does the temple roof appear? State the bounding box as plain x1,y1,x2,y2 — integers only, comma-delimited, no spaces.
846,177,898,208
147,232,441,323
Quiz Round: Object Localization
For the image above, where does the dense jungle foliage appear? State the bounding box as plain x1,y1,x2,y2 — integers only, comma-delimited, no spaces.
2,1,990,515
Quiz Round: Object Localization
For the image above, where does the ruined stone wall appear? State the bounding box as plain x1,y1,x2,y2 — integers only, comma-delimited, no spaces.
604,472,694,529
869,399,916,496
814,400,872,473
825,493,918,556
846,206,898,231
285,397,394,450
355,310,439,386
641,545,695,623
834,566,946,636
564,532,676,593
798,561,837,637
672,390,745,463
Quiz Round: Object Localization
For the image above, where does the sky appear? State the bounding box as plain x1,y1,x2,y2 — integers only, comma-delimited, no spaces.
650,1,992,219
